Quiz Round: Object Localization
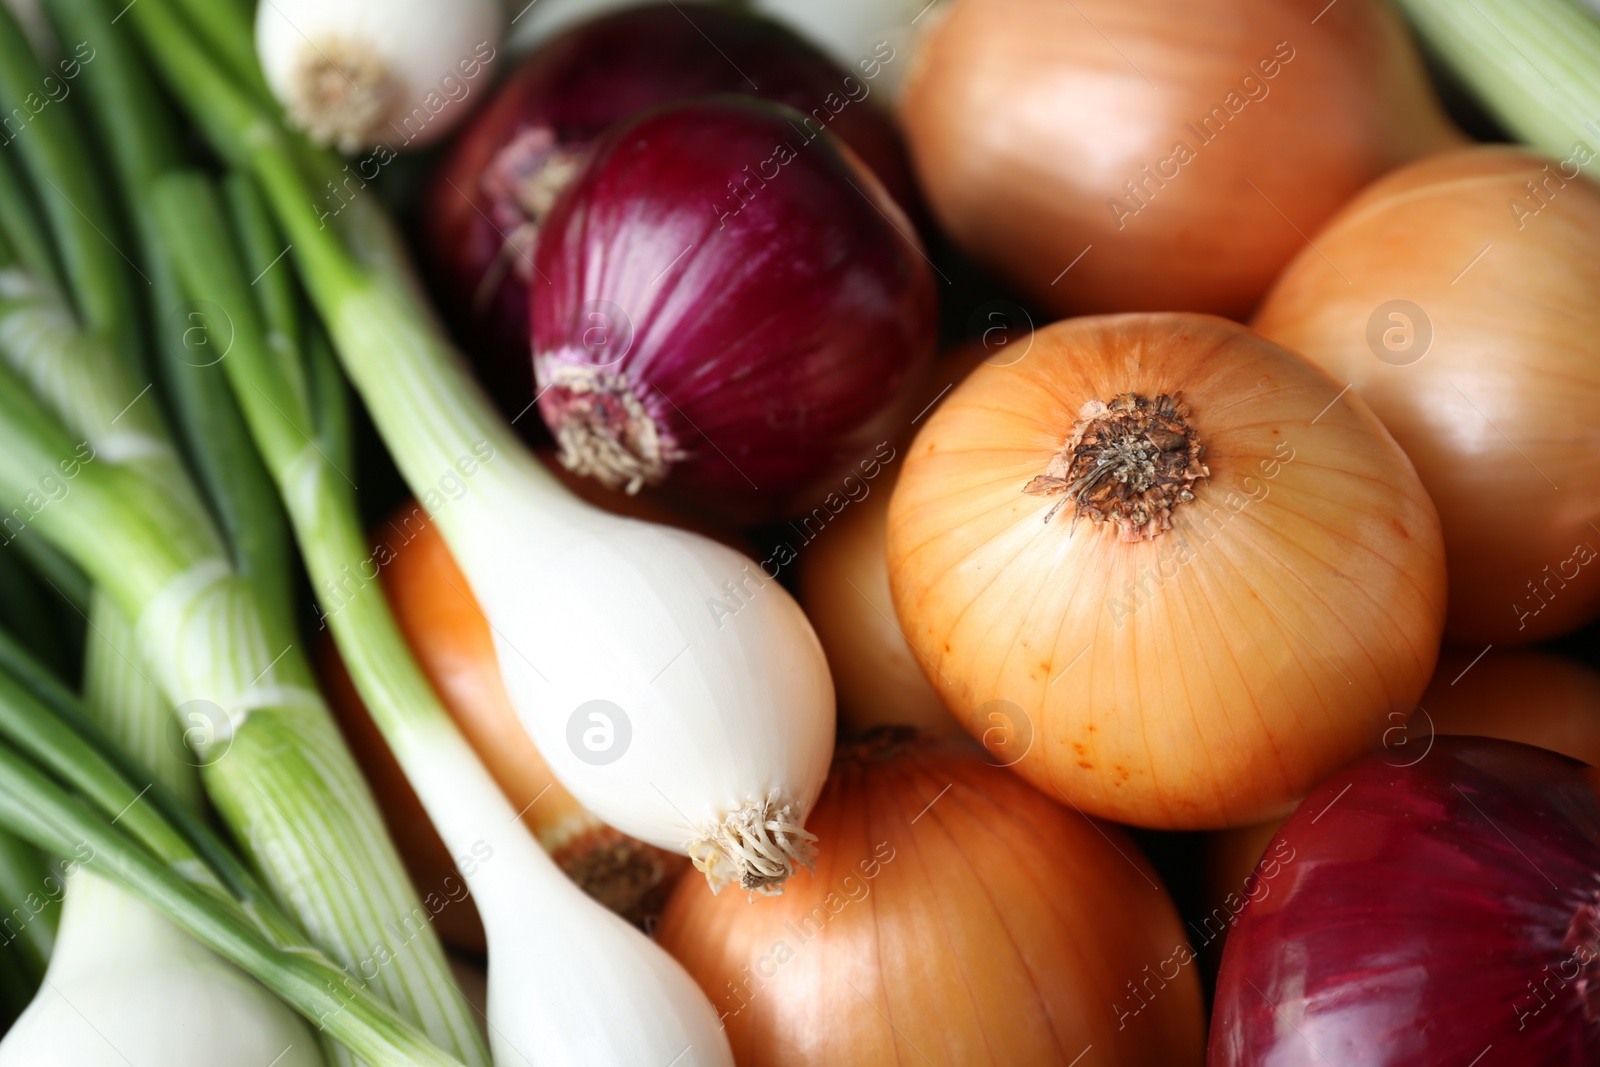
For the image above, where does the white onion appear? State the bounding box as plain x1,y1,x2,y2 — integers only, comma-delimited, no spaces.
256,0,503,152
0,875,323,1067
333,280,837,892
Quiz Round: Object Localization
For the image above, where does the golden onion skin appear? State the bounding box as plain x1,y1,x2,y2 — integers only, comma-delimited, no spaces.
1255,146,1600,645
898,0,1461,319
657,732,1205,1065
886,314,1447,828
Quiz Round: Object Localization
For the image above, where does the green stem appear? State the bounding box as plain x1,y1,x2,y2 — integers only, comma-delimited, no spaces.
0,3,140,369
0,138,61,292
0,293,485,1067
0,740,466,1067
41,0,298,637
0,827,54,988
1396,0,1600,161
0,626,299,939
155,171,498,1066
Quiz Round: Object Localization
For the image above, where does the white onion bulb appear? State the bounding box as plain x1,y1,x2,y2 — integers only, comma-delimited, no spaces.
256,0,503,152
0,875,321,1067
468,491,836,893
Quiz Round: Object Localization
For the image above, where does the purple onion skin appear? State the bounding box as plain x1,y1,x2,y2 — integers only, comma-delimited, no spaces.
1210,738,1600,1065
530,96,935,519
421,4,919,416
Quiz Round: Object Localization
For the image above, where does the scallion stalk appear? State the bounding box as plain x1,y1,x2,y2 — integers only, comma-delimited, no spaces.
0,4,489,1060
1396,0,1600,160
0,735,464,1067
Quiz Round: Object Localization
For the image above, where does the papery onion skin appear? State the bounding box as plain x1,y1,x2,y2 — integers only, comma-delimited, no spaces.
898,0,1461,319
1204,647,1600,965
1253,146,1600,645
798,347,987,738
656,730,1206,1066
422,3,918,408
887,314,1446,828
1210,738,1600,1064
531,96,936,518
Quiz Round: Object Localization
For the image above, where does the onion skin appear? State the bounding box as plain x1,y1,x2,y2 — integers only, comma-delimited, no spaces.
656,730,1205,1066
798,347,987,737
898,0,1461,319
1210,738,1600,1064
321,498,690,942
422,4,918,408
1204,648,1600,965
1254,146,1600,645
531,97,935,518
887,313,1447,828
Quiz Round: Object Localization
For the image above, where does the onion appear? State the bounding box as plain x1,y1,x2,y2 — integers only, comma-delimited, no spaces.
531,96,935,517
797,346,987,737
322,496,696,948
255,0,502,152
886,313,1447,828
423,3,919,410
656,729,1206,1065
1253,145,1600,644
1211,737,1600,1063
898,0,1462,319
1204,647,1600,963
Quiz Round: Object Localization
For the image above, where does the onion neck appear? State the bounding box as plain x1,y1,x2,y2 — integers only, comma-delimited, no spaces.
1023,391,1209,540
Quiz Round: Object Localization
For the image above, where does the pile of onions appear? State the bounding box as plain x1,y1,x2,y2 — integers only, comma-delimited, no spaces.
1211,738,1600,1062
797,345,987,738
322,493,694,950
656,729,1206,1065
898,0,1461,319
422,3,918,405
1204,647,1600,958
886,313,1447,828
1254,146,1600,644
531,97,935,518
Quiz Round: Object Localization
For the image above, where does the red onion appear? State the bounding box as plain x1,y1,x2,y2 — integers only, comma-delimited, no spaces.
1210,737,1600,1064
421,3,919,412
529,96,935,517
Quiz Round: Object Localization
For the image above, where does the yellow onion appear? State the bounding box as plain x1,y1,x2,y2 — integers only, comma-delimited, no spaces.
1254,145,1600,644
797,347,988,738
886,313,1446,828
656,729,1205,1065
898,0,1461,319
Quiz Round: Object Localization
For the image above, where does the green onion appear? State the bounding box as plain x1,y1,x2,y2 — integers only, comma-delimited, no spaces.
0,733,463,1067
1396,0,1600,161
0,4,488,1061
